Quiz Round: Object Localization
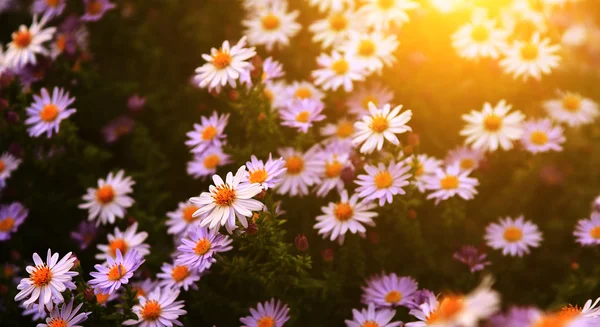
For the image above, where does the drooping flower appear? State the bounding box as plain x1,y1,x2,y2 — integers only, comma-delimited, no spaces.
520,118,565,154
357,0,419,31
186,147,232,180
189,166,263,233
166,201,203,236
185,112,229,155
244,154,286,190
156,262,201,291
240,298,290,327
484,216,543,257
355,160,412,206
445,146,484,172
280,98,326,133
243,1,301,52
78,170,135,226
544,91,599,127
423,163,479,205
37,298,90,327
499,33,561,81
176,225,233,271
123,286,187,327
80,0,116,22
314,142,352,197
25,87,76,138
402,154,443,193
340,31,399,74
88,249,144,295
345,303,403,327
346,82,394,117
309,10,360,49
361,273,419,309
276,146,322,197
70,220,98,250
452,10,508,60
32,0,66,19
353,102,412,154
14,249,78,313
5,15,56,68
312,51,366,92
96,222,150,262
0,202,28,241
453,245,491,273
574,212,600,246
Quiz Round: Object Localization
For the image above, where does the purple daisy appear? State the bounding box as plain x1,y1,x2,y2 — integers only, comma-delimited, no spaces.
25,87,76,138
185,112,229,155
361,272,419,309
81,0,116,22
244,154,287,190
0,202,28,241
88,249,144,295
175,225,233,272
70,220,98,250
574,212,600,246
280,98,326,133
102,116,135,143
240,298,290,327
453,245,491,273
32,0,66,19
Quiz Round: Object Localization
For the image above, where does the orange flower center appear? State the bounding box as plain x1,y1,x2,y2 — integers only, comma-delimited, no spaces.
385,290,402,303
13,30,32,49
562,94,581,112
194,238,211,255
39,104,60,122
171,265,190,282
132,286,146,298
107,264,127,281
471,25,490,42
257,316,275,327
30,265,52,287
296,111,310,123
533,313,574,327
440,175,459,190
336,121,354,138
329,13,348,31
362,321,380,327
87,0,104,15
212,50,232,69
325,160,343,178
0,217,15,232
334,202,353,221
182,205,199,223
48,318,68,327
249,169,268,184
460,158,475,170
0,160,5,173
370,115,389,133
261,14,280,30
331,59,349,75
413,162,424,177
285,156,304,174
530,131,549,146
96,185,115,204
378,0,394,10
203,154,221,169
503,226,523,242
358,40,376,57
56,34,67,52
96,292,110,304
202,125,218,140
374,171,393,189
427,295,464,323
141,300,162,321
520,43,539,61
294,87,312,99
589,226,600,239
483,114,502,132
361,95,379,110
109,239,128,257
213,185,236,206
46,0,61,7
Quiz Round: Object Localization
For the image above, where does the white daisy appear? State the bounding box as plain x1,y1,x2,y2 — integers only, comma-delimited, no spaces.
484,216,543,257
355,160,412,206
499,33,561,81
245,154,287,190
14,249,78,313
5,15,56,68
307,0,354,12
347,82,395,117
280,98,326,133
445,146,484,172
314,142,351,197
123,286,186,327
314,190,377,244
452,10,508,60
166,201,203,236
460,100,525,152
520,118,565,154
543,91,599,127
261,57,285,82
175,225,233,272
194,36,256,91
276,146,321,197
189,166,264,234
312,51,366,92
309,10,360,49
345,303,403,327
320,118,356,144
185,112,229,154
156,262,201,291
88,249,144,295
574,212,600,246
264,80,287,110
361,273,419,308
243,1,301,52
357,0,419,31
353,102,412,154
186,147,232,180
25,87,76,138
403,154,442,193
283,80,325,104
37,298,90,327
0,152,22,189
96,222,150,262
78,170,135,226
340,31,399,74
423,163,479,205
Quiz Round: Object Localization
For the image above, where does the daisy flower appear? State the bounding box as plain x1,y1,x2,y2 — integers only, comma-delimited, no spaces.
123,286,187,327
460,100,525,152
264,80,287,110
70,220,98,250
261,57,285,82
309,10,360,49
194,36,256,90
445,146,484,172
314,142,351,197
520,118,565,153
96,222,150,261
89,249,144,295
347,82,395,117
574,212,600,246
403,154,443,193
499,33,561,81
25,87,76,138
283,80,325,104
452,14,508,60
312,51,366,92
321,118,356,144
314,190,378,244
185,112,229,154
341,31,399,74
0,202,28,241
37,298,90,327
245,154,286,190
424,163,479,205
189,165,263,233
276,146,321,197
307,0,354,12
81,0,115,22
355,160,412,206
102,116,135,143
131,279,159,299
156,262,201,291
280,98,326,133
544,91,599,127
485,216,543,257
361,273,419,308
406,277,500,327
32,0,66,19
353,102,412,154
166,201,203,236
21,302,48,321
5,15,55,68
14,249,78,313
187,147,232,180
453,245,491,273
176,225,233,271
357,0,419,31
243,1,300,52
240,298,290,327
78,170,135,226
345,303,402,327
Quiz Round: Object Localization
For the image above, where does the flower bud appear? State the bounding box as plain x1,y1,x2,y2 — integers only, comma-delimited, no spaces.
321,248,334,262
295,234,309,252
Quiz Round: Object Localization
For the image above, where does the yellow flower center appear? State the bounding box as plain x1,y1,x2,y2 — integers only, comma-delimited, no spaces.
171,265,190,282
249,169,268,184
503,226,523,242
202,125,217,140
483,114,502,132
370,115,389,133
48,318,68,327
213,185,236,206
325,160,343,178
109,239,128,257
30,265,52,287
0,217,15,232
470,25,490,42
107,264,127,281
334,202,353,221
520,43,539,61
87,0,104,15
39,104,59,122
460,158,475,170
336,121,354,138
385,290,402,303
562,94,581,112
13,30,32,49
141,300,162,321
257,316,275,327
96,185,115,204
378,0,394,10
46,0,61,7
329,13,348,31
361,95,379,110
374,171,393,189
331,59,349,75
296,111,310,123
589,226,600,239
194,238,211,255
264,89,275,103
261,14,280,30
427,296,464,323
440,175,459,190
294,87,313,99
285,156,304,175
212,50,232,69
358,39,376,57
183,205,199,223
203,154,221,170
530,131,549,146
